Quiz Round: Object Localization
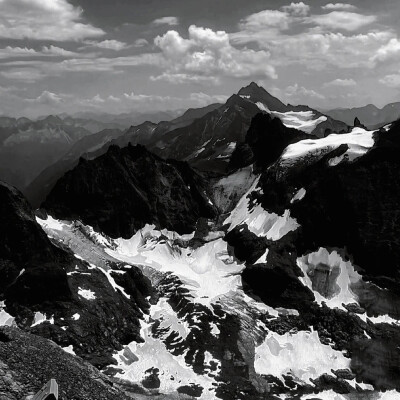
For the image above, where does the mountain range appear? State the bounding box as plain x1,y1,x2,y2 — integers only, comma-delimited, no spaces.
1,83,400,399
24,82,348,208
325,102,400,129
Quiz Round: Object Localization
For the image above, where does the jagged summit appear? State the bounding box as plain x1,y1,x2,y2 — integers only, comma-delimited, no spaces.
237,82,288,112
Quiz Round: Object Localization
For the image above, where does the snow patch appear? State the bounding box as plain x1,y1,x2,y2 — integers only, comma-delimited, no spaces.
78,287,96,300
36,215,67,231
290,188,306,203
224,177,299,240
62,345,76,355
72,313,80,320
0,302,14,327
255,329,350,383
31,312,54,327
297,248,362,310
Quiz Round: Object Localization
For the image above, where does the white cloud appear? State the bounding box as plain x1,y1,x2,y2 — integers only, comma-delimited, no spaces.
323,78,357,87
41,45,80,57
0,68,46,81
282,2,310,17
153,16,179,26
0,0,105,41
239,10,291,32
26,91,64,104
379,74,400,88
83,40,129,51
189,92,228,105
231,5,392,71
150,73,219,85
133,39,149,47
285,83,325,100
322,3,357,11
153,25,277,82
371,38,400,63
0,45,78,59
309,11,376,31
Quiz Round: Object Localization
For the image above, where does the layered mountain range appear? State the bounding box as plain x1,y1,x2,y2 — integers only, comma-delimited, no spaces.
325,102,400,130
25,83,347,208
1,83,400,399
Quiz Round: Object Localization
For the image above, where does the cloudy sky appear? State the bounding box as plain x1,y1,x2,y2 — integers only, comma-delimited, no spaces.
0,0,400,117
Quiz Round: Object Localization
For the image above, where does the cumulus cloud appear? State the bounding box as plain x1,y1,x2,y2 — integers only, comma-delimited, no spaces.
231,3,391,71
150,73,220,85
133,39,149,48
238,10,291,32
153,16,179,26
371,38,400,63
321,3,357,11
0,68,47,82
309,11,376,31
153,25,277,82
0,0,104,41
83,40,129,51
379,74,400,88
0,45,78,59
25,91,64,104
282,2,310,17
323,78,357,87
285,83,325,100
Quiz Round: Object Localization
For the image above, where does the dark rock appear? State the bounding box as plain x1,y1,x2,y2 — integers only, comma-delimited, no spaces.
43,144,216,239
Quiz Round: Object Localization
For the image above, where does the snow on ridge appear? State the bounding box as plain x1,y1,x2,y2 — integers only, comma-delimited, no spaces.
254,329,350,384
272,110,328,134
36,215,68,231
281,127,375,167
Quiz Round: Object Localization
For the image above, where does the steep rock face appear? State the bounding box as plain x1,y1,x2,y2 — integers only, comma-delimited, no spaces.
43,144,216,239
0,181,152,368
257,123,400,287
0,181,71,302
221,120,400,394
239,113,311,170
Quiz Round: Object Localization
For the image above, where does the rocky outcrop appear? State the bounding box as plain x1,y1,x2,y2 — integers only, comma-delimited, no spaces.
0,181,152,368
0,326,131,400
43,144,216,239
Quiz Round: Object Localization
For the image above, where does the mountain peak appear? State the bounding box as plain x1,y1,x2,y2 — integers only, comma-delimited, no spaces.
237,82,288,112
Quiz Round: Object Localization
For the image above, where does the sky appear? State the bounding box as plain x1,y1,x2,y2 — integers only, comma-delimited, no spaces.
1,0,400,117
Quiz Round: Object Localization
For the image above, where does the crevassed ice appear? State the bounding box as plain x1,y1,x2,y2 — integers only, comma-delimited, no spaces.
113,302,219,400
107,229,244,309
254,329,350,383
